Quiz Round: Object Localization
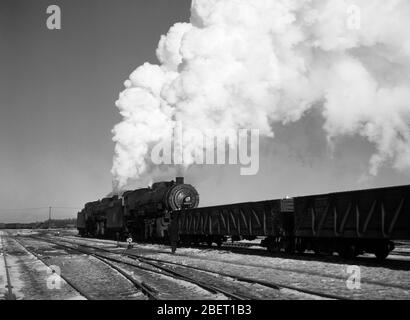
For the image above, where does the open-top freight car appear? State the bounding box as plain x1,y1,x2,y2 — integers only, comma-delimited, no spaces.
175,198,294,249
293,184,410,260
172,184,410,260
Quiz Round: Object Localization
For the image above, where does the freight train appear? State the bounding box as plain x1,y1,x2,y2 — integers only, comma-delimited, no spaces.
77,178,410,260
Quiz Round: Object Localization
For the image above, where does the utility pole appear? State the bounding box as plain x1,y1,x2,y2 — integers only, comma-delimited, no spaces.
48,206,52,229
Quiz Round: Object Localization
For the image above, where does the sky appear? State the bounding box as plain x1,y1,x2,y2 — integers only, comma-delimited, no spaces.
0,0,191,222
1,0,409,223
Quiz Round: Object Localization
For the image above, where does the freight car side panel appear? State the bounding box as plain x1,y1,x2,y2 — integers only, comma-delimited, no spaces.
294,185,410,239
176,200,293,237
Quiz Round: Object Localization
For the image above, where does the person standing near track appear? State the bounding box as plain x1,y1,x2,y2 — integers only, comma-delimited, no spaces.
168,219,179,254
116,232,120,247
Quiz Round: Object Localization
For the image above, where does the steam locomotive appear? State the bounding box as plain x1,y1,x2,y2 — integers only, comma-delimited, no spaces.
77,178,410,260
77,177,199,241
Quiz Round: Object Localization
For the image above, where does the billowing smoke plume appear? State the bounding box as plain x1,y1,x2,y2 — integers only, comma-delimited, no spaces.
112,0,410,190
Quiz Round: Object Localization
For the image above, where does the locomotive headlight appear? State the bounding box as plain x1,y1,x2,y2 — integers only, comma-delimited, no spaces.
167,183,199,210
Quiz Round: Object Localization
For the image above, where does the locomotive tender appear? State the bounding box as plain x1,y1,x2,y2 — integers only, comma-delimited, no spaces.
78,179,410,260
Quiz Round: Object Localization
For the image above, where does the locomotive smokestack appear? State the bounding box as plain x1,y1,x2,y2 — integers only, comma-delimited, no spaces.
176,177,184,185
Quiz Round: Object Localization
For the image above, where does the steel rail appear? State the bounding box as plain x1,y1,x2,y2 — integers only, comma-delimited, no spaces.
12,237,91,300
59,235,410,292
1,235,16,300
43,236,346,300
28,236,258,300
18,236,157,300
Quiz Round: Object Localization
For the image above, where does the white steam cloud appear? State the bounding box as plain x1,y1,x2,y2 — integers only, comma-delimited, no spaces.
112,0,410,190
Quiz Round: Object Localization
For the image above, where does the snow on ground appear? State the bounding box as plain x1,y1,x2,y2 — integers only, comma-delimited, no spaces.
62,234,410,287
13,229,40,236
4,255,26,299
44,232,410,299
143,249,410,299
106,241,410,299
136,243,408,287
0,233,7,299
0,231,25,299
1,233,86,300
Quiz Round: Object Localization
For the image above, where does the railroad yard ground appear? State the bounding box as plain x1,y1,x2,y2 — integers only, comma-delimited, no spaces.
1,229,410,300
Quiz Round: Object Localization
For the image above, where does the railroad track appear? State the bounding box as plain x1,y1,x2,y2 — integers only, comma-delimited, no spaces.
26,236,261,300
15,237,155,300
36,235,348,300
221,242,261,249
59,235,410,293
68,235,410,265
198,241,410,262
24,237,158,299
12,237,92,300
126,252,346,300
0,235,16,300
390,251,410,257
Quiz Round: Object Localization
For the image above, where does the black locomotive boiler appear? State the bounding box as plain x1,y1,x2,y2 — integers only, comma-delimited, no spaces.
77,177,199,241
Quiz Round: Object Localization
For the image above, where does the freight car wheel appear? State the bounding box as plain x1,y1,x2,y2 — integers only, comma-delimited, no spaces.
295,238,306,254
215,239,223,248
338,244,357,260
375,244,390,261
295,239,306,254
283,240,294,254
312,242,322,256
267,242,280,254
313,248,321,255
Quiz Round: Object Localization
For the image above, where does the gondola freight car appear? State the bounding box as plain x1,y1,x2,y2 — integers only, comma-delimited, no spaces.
172,184,410,260
293,184,410,260
174,198,294,250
